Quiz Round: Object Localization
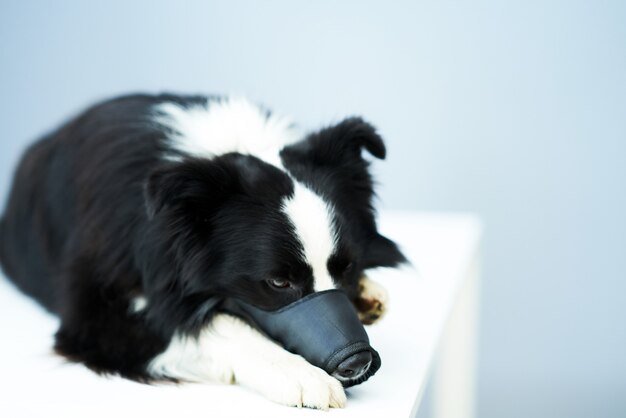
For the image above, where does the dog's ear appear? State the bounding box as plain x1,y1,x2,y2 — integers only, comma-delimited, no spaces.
280,117,387,218
279,117,386,208
144,157,235,219
363,233,407,269
281,117,386,167
281,118,406,268
144,154,293,219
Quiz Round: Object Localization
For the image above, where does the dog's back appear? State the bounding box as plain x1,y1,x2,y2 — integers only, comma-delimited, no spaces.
0,94,195,312
1,136,64,312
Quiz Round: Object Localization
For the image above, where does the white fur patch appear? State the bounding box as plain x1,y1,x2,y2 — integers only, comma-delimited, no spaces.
282,183,338,291
149,313,346,409
154,97,299,166
131,296,148,313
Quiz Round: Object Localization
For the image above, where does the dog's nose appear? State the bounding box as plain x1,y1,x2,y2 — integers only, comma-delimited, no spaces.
332,351,372,381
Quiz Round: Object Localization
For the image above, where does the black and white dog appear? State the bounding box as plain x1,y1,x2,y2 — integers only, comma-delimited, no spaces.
0,94,404,409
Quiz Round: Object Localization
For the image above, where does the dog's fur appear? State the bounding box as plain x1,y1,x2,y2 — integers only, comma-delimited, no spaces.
0,94,404,409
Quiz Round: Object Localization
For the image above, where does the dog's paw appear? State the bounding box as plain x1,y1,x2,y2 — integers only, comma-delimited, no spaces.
244,354,346,410
354,276,389,325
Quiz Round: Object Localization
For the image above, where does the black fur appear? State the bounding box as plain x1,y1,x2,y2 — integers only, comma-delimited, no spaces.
280,117,406,271
0,93,404,381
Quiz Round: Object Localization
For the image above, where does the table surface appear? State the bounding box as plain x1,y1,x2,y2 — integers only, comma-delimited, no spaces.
0,211,482,418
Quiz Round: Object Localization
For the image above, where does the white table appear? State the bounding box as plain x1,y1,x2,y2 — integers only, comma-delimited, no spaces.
0,211,482,418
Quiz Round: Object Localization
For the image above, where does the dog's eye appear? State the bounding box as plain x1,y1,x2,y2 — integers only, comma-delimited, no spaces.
344,262,354,273
268,279,291,289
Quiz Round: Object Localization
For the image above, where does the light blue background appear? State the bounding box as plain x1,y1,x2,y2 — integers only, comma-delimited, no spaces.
1,1,625,417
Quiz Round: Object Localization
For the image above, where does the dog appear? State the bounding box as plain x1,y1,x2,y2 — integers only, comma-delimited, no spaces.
0,94,405,409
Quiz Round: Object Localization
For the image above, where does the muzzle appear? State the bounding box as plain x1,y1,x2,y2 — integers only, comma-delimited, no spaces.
221,289,381,387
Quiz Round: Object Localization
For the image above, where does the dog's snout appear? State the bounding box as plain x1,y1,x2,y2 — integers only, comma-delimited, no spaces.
332,351,372,381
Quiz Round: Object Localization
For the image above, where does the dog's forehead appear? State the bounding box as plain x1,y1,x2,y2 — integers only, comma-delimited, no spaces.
281,182,338,292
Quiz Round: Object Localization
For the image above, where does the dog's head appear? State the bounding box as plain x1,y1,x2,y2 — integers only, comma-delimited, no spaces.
140,117,405,333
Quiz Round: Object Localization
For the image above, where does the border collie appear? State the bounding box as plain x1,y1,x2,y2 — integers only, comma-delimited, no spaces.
0,94,405,410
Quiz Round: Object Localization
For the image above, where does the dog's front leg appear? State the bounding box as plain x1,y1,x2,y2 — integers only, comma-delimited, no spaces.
148,313,346,409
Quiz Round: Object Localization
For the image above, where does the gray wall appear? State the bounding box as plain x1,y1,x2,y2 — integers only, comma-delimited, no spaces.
1,1,625,417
